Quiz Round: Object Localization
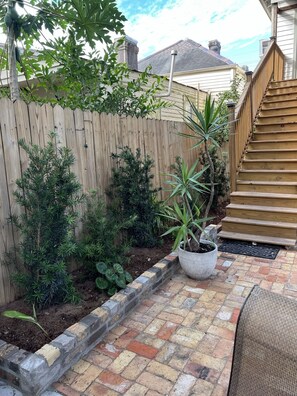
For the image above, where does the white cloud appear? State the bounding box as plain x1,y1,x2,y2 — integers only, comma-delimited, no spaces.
119,0,271,67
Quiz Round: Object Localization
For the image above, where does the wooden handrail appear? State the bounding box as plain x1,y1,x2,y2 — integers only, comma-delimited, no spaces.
229,40,285,192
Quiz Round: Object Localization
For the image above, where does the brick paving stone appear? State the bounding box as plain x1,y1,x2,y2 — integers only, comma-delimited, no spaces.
190,378,214,396
55,248,297,396
137,371,173,394
121,356,150,380
146,360,179,382
124,383,148,396
85,382,119,396
71,364,101,392
109,351,136,374
126,340,159,359
97,370,132,393
170,326,204,348
169,373,196,396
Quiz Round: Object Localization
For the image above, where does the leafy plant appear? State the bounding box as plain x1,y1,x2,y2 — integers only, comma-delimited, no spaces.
95,262,133,296
78,191,134,276
2,305,48,336
162,95,227,252
161,159,210,251
12,133,81,308
108,146,161,248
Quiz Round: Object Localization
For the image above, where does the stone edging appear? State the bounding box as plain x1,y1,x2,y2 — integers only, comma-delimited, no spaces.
0,253,179,395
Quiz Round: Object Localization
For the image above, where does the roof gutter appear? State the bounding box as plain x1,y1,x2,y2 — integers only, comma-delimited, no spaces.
259,0,272,19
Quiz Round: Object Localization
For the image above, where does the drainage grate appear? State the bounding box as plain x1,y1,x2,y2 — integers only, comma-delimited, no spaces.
218,239,281,260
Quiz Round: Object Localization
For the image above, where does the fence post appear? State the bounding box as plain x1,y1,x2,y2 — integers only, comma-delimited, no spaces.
227,101,236,193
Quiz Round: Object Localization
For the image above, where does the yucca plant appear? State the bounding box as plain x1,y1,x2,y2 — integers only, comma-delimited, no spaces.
162,95,227,252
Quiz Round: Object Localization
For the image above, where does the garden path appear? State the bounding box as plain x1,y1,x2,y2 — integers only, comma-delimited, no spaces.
51,248,297,396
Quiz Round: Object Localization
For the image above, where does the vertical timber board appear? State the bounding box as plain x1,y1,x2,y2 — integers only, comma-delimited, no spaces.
73,108,87,194
150,118,162,199
107,113,118,182
13,100,32,174
28,102,43,147
40,104,55,146
96,113,109,195
111,113,121,158
83,110,97,192
92,111,103,193
53,105,67,148
0,98,22,304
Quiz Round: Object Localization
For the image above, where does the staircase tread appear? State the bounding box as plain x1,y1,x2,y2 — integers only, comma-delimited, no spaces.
227,203,297,213
231,191,297,198
222,216,297,228
218,231,296,246
246,149,297,152
250,139,297,143
254,130,297,134
239,169,297,173
263,98,297,104
237,180,297,185
243,158,297,162
259,113,297,118
255,121,297,126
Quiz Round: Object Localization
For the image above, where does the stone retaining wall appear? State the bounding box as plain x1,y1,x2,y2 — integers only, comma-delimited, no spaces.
0,254,178,395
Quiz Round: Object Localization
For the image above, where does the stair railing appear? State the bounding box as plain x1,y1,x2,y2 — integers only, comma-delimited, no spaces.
229,39,284,192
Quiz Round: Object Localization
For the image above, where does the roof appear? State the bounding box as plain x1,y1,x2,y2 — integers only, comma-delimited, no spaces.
259,0,272,18
138,38,235,74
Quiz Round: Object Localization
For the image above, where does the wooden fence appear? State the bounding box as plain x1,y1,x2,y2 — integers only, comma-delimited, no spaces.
0,98,200,305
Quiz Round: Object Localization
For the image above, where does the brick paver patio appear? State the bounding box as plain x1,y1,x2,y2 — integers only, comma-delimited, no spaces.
53,248,297,396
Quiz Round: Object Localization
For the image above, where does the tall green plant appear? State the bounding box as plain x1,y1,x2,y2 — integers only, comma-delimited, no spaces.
12,134,81,308
108,147,161,248
78,192,133,276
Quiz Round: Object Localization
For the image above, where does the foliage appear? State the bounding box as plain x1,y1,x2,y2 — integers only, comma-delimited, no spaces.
95,262,133,296
2,305,48,336
108,146,161,248
216,74,244,144
161,159,210,251
12,134,81,308
0,2,169,116
162,95,227,251
77,191,133,276
34,40,169,117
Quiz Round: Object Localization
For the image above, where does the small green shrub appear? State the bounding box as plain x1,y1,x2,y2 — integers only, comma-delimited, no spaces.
108,146,161,248
95,262,133,296
12,134,81,308
2,305,48,336
78,192,133,275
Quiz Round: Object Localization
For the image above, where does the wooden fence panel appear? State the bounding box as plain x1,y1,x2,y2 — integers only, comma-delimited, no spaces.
0,99,201,305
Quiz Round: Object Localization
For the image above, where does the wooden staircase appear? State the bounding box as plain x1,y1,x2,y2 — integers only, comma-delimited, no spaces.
219,79,297,247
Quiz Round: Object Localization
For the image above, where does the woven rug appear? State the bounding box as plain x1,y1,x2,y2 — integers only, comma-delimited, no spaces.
218,239,280,259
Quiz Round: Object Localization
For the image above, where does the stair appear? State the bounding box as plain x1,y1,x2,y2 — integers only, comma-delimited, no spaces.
219,79,297,247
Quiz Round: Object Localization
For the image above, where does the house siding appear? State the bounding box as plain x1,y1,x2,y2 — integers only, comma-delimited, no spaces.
277,7,296,79
172,67,244,97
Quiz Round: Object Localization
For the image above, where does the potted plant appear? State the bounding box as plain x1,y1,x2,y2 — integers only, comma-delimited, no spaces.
162,95,226,280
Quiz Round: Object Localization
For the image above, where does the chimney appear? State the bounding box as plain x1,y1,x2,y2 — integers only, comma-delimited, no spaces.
115,36,139,70
208,39,221,55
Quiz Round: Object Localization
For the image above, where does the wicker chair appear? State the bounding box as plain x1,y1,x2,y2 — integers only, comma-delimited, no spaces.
228,285,297,396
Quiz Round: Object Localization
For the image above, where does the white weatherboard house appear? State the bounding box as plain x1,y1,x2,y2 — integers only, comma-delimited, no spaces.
260,0,297,78
138,38,246,97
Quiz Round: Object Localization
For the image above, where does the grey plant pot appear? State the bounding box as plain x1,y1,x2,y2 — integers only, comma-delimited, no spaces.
178,239,218,280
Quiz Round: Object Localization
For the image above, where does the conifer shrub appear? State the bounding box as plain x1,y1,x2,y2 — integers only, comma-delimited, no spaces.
108,146,161,248
12,135,81,308
78,191,133,276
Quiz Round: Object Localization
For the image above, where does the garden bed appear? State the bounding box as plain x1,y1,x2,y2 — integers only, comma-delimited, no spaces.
0,239,173,353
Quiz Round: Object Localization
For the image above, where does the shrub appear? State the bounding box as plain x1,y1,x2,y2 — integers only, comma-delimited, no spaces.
12,135,81,308
78,191,133,276
95,262,133,296
108,146,161,247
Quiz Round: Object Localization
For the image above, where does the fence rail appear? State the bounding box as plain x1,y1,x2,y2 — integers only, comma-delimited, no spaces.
0,98,199,305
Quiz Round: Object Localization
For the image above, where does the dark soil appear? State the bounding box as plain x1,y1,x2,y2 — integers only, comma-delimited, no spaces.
0,238,173,353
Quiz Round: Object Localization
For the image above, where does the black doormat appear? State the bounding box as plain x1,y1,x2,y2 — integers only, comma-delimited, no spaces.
218,239,281,259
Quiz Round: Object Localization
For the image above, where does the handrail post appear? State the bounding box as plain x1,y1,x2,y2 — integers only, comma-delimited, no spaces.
246,71,254,126
227,101,236,193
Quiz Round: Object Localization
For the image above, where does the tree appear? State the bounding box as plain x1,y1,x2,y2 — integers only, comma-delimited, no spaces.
0,0,126,100
0,1,169,117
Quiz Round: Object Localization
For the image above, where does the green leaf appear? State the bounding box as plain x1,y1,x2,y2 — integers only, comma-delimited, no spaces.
113,263,124,274
96,262,107,275
125,271,133,283
2,310,35,323
95,277,109,290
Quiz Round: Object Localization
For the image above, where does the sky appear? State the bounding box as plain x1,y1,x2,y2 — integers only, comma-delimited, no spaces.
116,0,271,71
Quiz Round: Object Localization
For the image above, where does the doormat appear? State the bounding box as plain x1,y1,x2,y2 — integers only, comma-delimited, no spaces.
218,240,281,259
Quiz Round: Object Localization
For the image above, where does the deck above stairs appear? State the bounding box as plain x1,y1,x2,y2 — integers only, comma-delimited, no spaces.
219,79,297,247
